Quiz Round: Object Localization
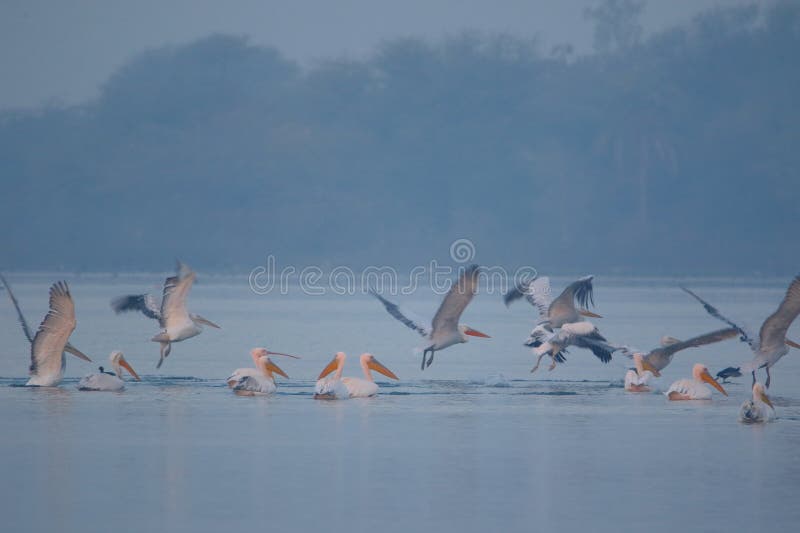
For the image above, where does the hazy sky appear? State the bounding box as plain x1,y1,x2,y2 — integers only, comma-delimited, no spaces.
0,0,756,110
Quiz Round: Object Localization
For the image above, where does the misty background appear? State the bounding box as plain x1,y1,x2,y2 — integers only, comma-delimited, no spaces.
1,0,798,275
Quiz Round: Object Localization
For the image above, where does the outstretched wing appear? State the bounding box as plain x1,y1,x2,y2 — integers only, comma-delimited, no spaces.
110,294,162,322
0,273,34,343
369,289,431,337
549,275,594,321
431,265,480,335
161,271,195,327
758,275,800,354
559,321,615,363
658,328,740,358
30,281,77,376
681,287,757,349
505,276,551,320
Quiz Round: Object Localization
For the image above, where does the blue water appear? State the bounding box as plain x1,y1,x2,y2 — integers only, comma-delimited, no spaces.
1,275,799,533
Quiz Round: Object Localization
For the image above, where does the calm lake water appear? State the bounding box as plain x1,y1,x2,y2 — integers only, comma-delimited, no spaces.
1,274,799,533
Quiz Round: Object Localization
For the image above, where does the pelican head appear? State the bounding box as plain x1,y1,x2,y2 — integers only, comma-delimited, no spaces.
250,346,303,362
633,353,660,377
360,353,399,380
258,355,288,379
318,352,347,380
458,324,491,340
693,363,727,396
110,351,141,381
752,382,773,409
190,313,221,329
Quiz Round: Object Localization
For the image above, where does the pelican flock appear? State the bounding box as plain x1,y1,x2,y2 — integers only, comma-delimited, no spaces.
314,352,398,399
111,261,221,368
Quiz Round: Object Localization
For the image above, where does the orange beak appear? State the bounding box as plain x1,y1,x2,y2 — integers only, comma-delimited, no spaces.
759,391,774,409
266,359,289,379
367,357,399,380
786,339,800,350
118,356,141,381
465,327,491,338
317,357,340,380
701,369,727,396
579,309,603,319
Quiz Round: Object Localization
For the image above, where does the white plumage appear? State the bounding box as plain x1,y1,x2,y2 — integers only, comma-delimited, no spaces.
314,352,398,399
739,382,775,423
78,351,140,391
666,363,728,400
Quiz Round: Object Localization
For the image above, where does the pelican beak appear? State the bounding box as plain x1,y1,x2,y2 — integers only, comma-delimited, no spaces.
367,357,399,380
119,356,141,381
317,357,340,380
579,309,603,318
65,343,92,362
786,339,800,350
194,315,221,329
267,351,303,359
701,369,728,396
465,327,491,338
641,359,661,377
266,360,289,379
759,391,774,409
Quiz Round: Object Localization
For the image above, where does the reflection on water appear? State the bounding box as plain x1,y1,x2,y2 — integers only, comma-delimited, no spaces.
1,277,800,532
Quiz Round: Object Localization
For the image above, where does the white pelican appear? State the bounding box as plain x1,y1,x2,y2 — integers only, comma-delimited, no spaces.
619,328,739,374
314,352,398,399
531,320,618,372
314,352,350,399
666,363,728,400
370,264,489,370
111,261,220,368
739,382,775,423
624,353,659,392
230,355,288,395
226,347,302,388
78,351,141,391
0,275,92,387
505,275,609,372
682,276,800,388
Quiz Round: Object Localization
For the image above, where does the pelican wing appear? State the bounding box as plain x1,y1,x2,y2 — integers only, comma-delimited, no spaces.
558,321,615,363
505,276,551,320
550,275,594,320
160,271,196,327
110,294,162,323
29,281,77,376
657,328,740,358
431,265,480,335
0,273,34,343
681,287,757,349
369,289,431,337
758,275,800,354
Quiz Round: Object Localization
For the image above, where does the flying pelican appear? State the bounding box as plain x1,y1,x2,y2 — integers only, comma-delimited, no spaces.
682,275,800,388
531,320,618,372
0,275,92,386
314,352,350,399
739,382,775,423
618,328,739,374
505,275,608,372
78,351,141,391
666,363,728,400
230,355,289,395
716,366,742,383
226,347,302,388
624,353,659,392
314,352,398,399
111,262,220,368
370,264,490,370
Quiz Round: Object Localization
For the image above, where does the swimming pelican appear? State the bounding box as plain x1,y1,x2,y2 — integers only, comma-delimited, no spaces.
0,275,92,386
739,382,775,423
314,352,350,399
314,352,398,399
619,328,739,374
505,275,608,372
78,351,141,391
230,355,288,395
370,264,490,370
624,353,659,392
716,366,742,383
666,363,728,400
682,276,800,388
227,347,302,388
111,261,220,368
